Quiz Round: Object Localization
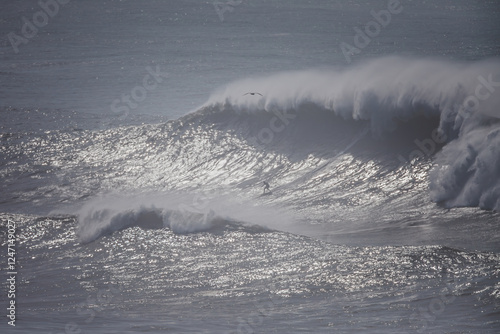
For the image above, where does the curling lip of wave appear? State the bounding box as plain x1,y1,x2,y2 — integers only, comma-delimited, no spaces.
202,56,500,129
77,206,217,243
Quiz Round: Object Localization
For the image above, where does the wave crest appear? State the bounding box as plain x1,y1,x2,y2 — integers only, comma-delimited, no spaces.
76,192,290,242
203,56,500,135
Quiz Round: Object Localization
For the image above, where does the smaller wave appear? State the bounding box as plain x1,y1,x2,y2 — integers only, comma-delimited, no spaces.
75,191,292,243
197,56,500,212
77,205,215,243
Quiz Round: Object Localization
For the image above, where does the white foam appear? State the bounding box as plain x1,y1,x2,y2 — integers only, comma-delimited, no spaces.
430,124,500,210
204,56,499,132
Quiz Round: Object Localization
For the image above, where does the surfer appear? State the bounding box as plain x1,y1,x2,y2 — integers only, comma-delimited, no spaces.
244,92,263,96
263,181,271,194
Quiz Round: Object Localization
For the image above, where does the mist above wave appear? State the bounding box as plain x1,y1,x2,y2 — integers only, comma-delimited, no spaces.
204,56,499,132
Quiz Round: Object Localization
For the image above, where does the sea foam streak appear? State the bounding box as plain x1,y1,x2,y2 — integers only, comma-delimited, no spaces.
201,56,500,210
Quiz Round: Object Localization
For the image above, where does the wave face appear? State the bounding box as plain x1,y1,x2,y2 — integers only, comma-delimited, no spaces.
201,56,500,211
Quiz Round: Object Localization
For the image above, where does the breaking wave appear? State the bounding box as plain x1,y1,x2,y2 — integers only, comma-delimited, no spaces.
76,192,287,243
198,56,500,210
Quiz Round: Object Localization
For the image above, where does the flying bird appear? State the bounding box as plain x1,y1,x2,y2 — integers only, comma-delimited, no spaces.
243,92,263,96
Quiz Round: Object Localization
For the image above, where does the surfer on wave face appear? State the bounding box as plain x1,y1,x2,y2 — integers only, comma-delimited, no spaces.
263,181,271,194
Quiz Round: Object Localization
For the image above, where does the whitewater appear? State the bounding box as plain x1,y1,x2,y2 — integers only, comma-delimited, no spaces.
1,1,499,333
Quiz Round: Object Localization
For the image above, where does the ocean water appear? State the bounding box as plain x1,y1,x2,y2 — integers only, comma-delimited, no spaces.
1,0,500,333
